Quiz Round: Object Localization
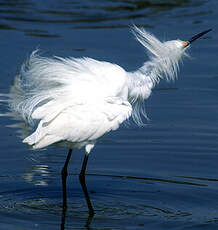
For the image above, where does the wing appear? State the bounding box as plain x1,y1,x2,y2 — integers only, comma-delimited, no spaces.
23,97,132,149
9,51,128,126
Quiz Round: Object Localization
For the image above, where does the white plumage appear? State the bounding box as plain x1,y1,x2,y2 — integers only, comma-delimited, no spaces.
9,27,188,152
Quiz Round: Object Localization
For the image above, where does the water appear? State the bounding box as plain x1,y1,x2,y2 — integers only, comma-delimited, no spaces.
0,0,218,229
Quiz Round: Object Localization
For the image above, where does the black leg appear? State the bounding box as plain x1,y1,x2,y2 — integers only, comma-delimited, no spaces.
61,208,66,230
61,148,72,211
79,153,95,216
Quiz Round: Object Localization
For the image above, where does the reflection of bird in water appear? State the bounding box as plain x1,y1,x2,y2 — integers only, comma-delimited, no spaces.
23,164,51,186
8,26,211,216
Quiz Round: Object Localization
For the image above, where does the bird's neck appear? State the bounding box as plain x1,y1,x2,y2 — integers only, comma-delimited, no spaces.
127,51,182,103
127,65,154,103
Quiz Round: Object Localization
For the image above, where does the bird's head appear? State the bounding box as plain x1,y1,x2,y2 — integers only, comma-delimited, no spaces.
132,26,212,62
163,40,187,54
132,26,212,83
164,40,188,50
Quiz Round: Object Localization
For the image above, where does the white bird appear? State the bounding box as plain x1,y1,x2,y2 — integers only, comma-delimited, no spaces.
8,26,211,216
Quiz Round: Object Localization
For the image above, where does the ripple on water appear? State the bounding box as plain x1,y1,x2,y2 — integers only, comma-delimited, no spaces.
0,173,218,228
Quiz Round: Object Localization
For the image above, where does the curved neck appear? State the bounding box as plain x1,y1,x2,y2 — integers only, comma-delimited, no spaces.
127,69,153,103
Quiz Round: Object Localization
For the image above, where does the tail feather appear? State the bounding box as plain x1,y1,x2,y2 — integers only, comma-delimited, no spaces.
31,135,62,149
22,120,44,145
23,131,62,149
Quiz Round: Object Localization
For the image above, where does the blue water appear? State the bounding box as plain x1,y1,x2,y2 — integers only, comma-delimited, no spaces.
0,0,218,229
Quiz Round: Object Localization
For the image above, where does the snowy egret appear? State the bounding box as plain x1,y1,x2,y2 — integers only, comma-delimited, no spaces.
8,26,211,215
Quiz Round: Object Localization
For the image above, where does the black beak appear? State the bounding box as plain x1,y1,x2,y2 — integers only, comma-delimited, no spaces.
188,29,212,44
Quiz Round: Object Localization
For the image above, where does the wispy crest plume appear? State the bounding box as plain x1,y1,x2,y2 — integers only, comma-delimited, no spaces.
132,25,188,84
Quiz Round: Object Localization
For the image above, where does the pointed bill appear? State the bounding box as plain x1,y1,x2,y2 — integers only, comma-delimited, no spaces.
183,29,212,48
188,29,212,44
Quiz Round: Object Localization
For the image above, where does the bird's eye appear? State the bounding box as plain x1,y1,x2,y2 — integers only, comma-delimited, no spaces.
183,41,189,47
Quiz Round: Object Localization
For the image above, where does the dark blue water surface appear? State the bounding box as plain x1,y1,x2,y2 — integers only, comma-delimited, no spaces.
0,0,218,229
